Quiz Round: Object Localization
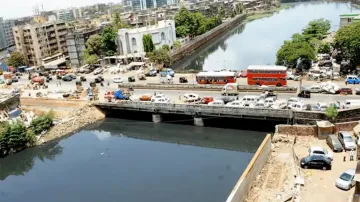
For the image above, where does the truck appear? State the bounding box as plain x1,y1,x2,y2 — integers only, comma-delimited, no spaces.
31,76,45,84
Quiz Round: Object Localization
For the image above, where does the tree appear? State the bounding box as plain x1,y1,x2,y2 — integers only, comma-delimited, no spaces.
174,40,181,49
318,42,331,54
112,12,130,31
325,105,338,121
276,40,315,68
334,22,360,69
192,12,207,36
218,6,225,18
82,51,99,65
148,49,172,67
175,25,189,38
162,44,170,51
7,52,25,67
142,34,155,53
101,26,117,56
302,18,331,40
235,3,244,14
85,34,102,56
2,121,28,149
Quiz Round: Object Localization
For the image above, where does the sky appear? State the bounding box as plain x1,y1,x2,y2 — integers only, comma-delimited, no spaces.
0,0,118,19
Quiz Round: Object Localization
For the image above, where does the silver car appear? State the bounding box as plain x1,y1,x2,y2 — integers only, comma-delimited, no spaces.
336,169,356,190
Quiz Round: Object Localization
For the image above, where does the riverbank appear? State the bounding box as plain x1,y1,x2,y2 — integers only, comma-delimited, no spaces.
243,5,291,22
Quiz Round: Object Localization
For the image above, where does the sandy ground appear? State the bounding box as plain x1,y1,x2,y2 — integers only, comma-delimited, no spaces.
246,134,357,202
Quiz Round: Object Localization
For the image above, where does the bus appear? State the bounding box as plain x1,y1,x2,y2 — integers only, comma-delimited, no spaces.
196,71,236,84
247,65,287,86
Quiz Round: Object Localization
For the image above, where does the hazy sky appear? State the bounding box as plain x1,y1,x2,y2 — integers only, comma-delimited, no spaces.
1,0,117,19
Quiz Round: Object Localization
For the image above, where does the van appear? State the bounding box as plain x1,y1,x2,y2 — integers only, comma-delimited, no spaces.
342,100,360,109
264,97,276,107
241,95,259,106
345,75,360,84
221,83,238,95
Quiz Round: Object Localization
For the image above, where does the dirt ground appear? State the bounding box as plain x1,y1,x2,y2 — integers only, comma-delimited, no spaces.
246,134,357,202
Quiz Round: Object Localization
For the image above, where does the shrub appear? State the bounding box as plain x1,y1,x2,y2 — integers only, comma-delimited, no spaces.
30,111,54,135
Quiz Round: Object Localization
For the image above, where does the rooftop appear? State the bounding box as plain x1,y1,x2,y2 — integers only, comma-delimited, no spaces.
247,65,287,71
118,20,173,34
340,13,360,18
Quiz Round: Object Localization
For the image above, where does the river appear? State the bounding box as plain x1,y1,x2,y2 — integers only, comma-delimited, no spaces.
0,118,265,202
173,1,360,71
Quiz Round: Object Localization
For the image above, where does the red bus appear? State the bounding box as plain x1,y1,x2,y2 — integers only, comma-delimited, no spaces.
247,65,287,86
196,71,236,84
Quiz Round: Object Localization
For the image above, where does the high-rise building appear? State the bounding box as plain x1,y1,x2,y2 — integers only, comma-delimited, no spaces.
72,8,83,19
57,10,75,22
0,18,15,49
13,21,69,66
132,0,147,10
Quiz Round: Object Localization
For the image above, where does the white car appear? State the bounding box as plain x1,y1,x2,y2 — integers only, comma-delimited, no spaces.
151,94,169,102
208,100,225,106
308,85,323,93
112,77,123,83
264,97,276,107
93,68,103,75
226,100,243,107
271,100,287,109
152,98,170,103
336,169,356,190
250,101,266,108
317,102,328,112
308,146,333,160
291,102,307,111
287,97,301,106
183,93,200,102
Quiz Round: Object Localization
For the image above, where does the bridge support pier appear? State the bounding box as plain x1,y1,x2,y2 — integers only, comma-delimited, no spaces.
152,114,162,123
194,117,204,127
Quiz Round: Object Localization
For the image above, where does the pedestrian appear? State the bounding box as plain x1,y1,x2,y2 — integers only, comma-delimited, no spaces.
59,81,61,86
350,149,354,161
343,149,347,162
178,92,181,100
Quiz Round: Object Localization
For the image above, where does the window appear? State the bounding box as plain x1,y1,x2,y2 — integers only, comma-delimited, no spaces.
161,32,165,41
131,37,136,47
253,77,278,81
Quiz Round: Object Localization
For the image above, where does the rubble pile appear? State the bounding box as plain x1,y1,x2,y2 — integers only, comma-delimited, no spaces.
38,104,105,144
319,81,340,94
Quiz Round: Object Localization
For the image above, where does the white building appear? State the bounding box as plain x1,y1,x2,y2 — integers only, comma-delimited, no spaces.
117,20,176,55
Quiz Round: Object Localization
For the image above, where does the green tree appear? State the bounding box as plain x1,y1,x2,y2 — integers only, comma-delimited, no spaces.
175,7,195,37
101,26,117,56
82,50,99,65
30,111,54,135
142,34,155,53
112,12,130,31
148,49,172,67
7,52,25,67
174,40,181,49
276,40,315,68
318,42,331,54
325,105,338,121
2,121,28,149
192,12,207,36
85,34,102,56
334,22,360,69
302,18,331,40
162,44,170,51
175,25,189,38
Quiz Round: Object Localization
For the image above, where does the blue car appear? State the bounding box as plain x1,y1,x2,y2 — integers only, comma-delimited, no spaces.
345,76,360,84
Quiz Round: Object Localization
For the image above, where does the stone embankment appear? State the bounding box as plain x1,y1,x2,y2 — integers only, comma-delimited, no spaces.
38,104,105,144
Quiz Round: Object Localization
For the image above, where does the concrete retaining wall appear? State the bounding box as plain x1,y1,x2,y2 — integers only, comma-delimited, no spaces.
335,121,359,132
275,124,318,136
226,134,271,202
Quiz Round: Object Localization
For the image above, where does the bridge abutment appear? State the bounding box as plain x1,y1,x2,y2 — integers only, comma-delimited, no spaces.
152,114,162,123
194,117,204,127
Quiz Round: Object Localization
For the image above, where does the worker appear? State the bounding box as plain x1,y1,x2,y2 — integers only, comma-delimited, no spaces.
350,149,354,161
107,81,110,86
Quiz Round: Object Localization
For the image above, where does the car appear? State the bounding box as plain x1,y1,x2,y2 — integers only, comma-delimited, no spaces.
226,100,243,107
300,155,332,170
151,94,169,102
208,100,225,106
345,75,360,85
264,97,276,107
67,74,77,80
287,97,301,106
113,77,123,83
308,146,333,160
183,93,201,102
250,100,267,108
288,102,306,111
201,96,214,104
11,77,18,82
336,169,356,190
62,76,72,81
310,104,321,111
217,97,236,104
326,134,343,152
316,102,328,112
336,88,353,95
271,100,287,109
356,88,360,95
338,131,356,150
139,94,152,101
308,85,323,93
152,97,170,103
94,76,104,83
93,68,103,75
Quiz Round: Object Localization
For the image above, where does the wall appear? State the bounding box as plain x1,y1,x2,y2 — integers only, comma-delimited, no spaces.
226,134,271,202
335,121,359,132
275,124,317,136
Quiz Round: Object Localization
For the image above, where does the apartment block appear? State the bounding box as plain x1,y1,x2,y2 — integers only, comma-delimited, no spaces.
0,17,15,49
13,22,68,66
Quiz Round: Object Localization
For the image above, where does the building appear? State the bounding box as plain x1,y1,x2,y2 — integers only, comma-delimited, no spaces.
72,8,83,19
0,18,15,49
132,0,148,10
13,21,69,66
57,10,75,22
66,28,101,67
340,13,360,27
117,20,176,55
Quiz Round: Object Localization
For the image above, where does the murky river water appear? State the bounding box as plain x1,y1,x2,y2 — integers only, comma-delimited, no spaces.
173,1,360,71
0,119,265,202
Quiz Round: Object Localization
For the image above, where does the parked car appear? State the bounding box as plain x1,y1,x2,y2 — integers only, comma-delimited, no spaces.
94,76,104,83
271,100,287,109
241,95,259,106
93,68,103,75
338,131,356,150
310,104,321,111
250,100,267,108
113,77,123,83
201,96,214,104
298,89,311,98
355,88,360,95
300,155,332,170
62,76,72,81
308,146,333,160
226,100,243,107
345,75,360,85
217,97,236,104
336,87,353,95
151,94,169,102
336,169,356,190
67,74,77,80
208,100,225,106
184,93,201,102
264,97,276,107
316,102,328,112
139,94,152,101
287,97,301,106
326,134,343,152
309,85,323,93
12,77,18,82
152,98,170,103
